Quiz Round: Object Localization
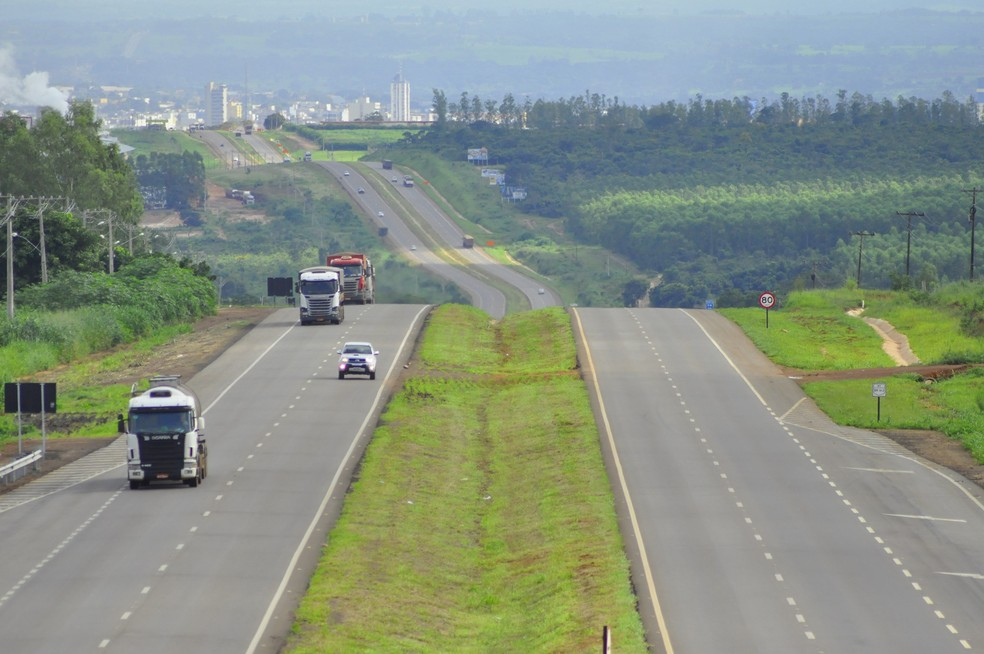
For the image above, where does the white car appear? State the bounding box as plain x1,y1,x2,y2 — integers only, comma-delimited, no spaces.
337,342,379,380
377,211,384,217
343,170,350,176
410,244,417,251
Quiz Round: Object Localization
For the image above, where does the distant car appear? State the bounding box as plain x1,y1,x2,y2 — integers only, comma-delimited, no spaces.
343,170,350,176
357,187,365,194
377,211,384,217
391,177,398,182
337,342,379,380
538,288,545,295
410,244,417,251
283,156,291,163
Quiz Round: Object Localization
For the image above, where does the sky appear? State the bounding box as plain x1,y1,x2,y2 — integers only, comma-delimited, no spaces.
5,0,981,21
1,0,982,112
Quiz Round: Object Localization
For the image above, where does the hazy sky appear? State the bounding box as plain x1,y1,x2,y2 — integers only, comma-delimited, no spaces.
2,0,982,110
6,0,981,20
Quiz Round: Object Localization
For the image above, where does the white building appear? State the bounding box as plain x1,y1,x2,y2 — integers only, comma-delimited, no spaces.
390,72,410,122
345,96,382,121
205,82,228,127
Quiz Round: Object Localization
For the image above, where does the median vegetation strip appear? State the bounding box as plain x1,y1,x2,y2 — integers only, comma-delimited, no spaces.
286,305,647,652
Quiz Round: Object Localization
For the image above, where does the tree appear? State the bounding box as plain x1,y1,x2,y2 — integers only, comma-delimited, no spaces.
432,89,448,125
264,113,287,130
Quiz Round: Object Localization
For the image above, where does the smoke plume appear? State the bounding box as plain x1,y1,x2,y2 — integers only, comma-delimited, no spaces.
0,45,69,114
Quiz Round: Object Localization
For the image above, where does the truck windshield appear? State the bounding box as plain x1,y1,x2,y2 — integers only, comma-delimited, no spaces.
299,279,338,295
338,265,362,277
130,410,193,434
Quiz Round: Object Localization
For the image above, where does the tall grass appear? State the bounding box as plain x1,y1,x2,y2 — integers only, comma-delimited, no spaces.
286,305,647,652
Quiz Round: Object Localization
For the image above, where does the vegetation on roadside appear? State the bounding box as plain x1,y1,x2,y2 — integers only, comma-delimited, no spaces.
721,286,984,461
0,256,218,442
394,90,984,308
286,305,647,653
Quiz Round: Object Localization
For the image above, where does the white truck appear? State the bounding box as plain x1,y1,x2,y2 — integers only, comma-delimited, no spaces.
296,266,345,325
119,375,207,489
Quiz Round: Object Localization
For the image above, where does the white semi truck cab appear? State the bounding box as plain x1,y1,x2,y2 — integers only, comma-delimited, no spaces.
120,375,207,489
296,266,345,325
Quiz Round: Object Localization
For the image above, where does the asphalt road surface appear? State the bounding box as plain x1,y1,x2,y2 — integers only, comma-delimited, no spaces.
574,306,984,654
0,305,427,654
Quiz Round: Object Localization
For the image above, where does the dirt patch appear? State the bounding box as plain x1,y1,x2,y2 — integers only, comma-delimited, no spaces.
1,307,275,492
874,428,984,488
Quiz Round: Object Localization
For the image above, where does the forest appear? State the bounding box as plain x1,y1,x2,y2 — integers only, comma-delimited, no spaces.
411,90,984,306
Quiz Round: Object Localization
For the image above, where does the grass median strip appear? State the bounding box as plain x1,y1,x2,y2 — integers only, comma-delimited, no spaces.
286,305,647,652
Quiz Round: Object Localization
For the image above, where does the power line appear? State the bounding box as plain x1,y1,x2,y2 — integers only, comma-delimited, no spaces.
896,210,925,278
850,230,875,289
962,187,979,281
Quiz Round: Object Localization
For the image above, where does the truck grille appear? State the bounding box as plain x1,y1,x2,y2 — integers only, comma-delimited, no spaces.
138,434,184,475
308,297,332,314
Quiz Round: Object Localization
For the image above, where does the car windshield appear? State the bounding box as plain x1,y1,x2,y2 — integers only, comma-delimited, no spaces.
344,344,373,355
130,410,192,434
299,279,338,295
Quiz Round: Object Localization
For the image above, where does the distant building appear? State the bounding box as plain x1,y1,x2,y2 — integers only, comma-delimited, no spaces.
390,72,410,122
205,82,228,127
345,96,383,121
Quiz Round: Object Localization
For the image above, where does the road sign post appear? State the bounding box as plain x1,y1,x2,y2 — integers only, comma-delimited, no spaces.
872,382,886,421
758,291,776,328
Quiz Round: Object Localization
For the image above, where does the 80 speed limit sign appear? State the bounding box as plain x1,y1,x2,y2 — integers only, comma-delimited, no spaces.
758,291,776,310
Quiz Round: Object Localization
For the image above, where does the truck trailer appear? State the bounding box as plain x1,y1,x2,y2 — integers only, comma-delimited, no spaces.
297,266,345,325
120,376,207,489
326,252,375,304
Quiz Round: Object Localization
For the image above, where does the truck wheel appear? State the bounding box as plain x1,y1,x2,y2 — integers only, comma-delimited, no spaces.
129,480,140,490
370,371,376,380
187,475,199,488
338,371,345,379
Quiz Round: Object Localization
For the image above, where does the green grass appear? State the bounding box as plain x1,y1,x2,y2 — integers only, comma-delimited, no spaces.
719,291,895,370
803,369,984,460
0,323,195,443
111,129,214,160
285,305,647,653
721,287,984,462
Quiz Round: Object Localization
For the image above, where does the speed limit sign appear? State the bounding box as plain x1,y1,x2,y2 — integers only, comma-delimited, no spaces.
758,291,776,310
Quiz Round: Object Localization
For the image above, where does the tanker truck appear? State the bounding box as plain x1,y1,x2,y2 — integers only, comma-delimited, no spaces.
119,375,207,489
326,252,375,304
296,266,345,325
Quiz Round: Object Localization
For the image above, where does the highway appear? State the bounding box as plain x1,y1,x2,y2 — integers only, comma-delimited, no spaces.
318,160,560,317
0,305,427,653
574,307,984,653
6,144,984,653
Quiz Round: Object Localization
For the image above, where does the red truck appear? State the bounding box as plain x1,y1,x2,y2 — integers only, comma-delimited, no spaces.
326,252,375,304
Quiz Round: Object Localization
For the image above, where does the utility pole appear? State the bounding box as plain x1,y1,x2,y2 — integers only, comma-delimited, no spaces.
963,188,979,281
896,210,925,278
851,230,875,289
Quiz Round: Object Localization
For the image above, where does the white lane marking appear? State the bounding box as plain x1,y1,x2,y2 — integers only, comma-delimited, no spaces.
845,467,915,474
0,488,124,607
884,513,967,523
939,572,984,580
246,305,431,654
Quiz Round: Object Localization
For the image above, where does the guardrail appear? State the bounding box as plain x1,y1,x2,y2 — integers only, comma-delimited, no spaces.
0,450,43,486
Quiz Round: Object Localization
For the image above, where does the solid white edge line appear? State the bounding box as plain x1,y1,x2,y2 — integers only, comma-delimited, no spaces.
571,308,674,654
245,305,430,654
